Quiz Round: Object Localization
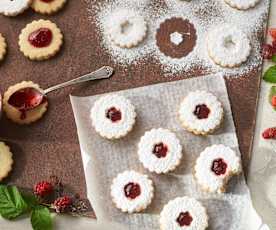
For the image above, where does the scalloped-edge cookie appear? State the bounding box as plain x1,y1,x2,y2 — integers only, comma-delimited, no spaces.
3,81,48,125
0,33,7,62
19,19,63,61
110,170,154,213
0,0,32,16
31,0,67,15
0,142,13,181
224,0,261,10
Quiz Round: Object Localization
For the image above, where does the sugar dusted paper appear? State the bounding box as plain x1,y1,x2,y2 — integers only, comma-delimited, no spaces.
70,74,265,229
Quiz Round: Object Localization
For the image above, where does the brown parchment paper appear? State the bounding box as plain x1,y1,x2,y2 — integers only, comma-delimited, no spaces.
70,74,263,229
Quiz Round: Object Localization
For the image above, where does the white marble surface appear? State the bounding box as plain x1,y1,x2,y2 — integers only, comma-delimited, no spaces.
1,1,276,229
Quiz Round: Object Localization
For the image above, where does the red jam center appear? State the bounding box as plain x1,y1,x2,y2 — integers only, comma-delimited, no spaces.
152,143,168,158
211,158,228,176
124,183,141,199
176,212,193,227
8,87,45,120
40,0,54,2
28,28,53,48
193,104,210,119
106,107,122,122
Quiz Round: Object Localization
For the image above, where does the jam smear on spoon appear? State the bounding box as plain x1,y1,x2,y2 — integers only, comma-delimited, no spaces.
8,87,46,120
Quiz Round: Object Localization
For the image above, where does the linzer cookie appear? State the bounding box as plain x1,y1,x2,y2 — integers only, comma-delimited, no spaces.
179,91,224,135
19,20,63,61
137,128,182,174
31,0,67,14
0,0,31,16
3,81,48,125
110,170,154,213
0,33,7,62
194,144,242,193
156,17,197,59
107,9,147,48
224,0,261,10
160,197,208,230
90,94,136,139
0,142,13,181
207,25,251,68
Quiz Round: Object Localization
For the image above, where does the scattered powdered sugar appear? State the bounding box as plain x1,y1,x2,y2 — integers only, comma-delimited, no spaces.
170,31,183,45
85,0,270,77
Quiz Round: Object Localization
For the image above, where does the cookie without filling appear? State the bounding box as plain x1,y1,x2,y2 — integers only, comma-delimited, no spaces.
0,142,13,181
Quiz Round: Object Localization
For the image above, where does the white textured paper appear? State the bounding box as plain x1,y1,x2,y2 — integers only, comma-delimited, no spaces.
70,74,263,230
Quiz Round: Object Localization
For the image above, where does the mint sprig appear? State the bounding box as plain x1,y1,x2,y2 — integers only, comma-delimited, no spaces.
263,65,276,83
0,185,53,230
272,55,276,63
31,206,53,230
0,185,28,219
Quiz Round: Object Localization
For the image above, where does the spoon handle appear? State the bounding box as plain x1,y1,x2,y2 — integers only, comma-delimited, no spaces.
44,66,114,94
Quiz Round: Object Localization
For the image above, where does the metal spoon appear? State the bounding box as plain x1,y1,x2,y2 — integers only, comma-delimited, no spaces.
8,66,114,111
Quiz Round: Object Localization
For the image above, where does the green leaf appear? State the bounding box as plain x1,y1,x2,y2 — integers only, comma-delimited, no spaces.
263,65,276,83
22,193,39,209
0,185,28,219
272,55,276,63
31,206,53,230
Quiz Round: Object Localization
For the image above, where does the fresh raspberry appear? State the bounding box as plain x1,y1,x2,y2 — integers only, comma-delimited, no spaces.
272,96,276,107
262,127,276,139
262,44,274,59
269,28,276,40
34,181,53,197
53,196,72,213
272,40,276,54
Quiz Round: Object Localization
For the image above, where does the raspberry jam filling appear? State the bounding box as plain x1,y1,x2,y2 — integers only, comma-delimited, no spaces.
176,211,193,227
8,87,46,120
40,0,55,2
211,158,228,176
106,107,122,122
28,28,53,48
152,143,168,158
124,182,141,199
193,104,210,119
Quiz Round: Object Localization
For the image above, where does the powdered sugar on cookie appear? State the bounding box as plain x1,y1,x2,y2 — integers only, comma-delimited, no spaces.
224,0,262,10
195,144,242,193
207,24,251,68
111,170,154,213
179,91,223,135
138,128,182,174
90,94,136,139
0,0,31,16
160,196,208,230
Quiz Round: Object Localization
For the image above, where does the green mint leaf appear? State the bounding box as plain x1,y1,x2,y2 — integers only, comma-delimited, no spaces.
272,55,276,63
0,185,28,219
31,206,53,230
263,65,276,83
22,193,39,209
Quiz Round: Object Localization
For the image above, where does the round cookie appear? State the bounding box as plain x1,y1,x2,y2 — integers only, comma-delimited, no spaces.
0,142,13,181
156,17,197,59
90,94,136,139
19,19,63,61
31,0,67,14
138,128,182,174
179,90,224,135
107,9,147,48
3,81,48,125
224,0,261,10
160,196,208,230
110,170,154,213
194,144,241,193
0,0,31,16
0,33,7,62
207,25,251,68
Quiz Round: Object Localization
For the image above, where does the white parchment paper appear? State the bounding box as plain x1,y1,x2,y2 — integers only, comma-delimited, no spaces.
70,74,263,230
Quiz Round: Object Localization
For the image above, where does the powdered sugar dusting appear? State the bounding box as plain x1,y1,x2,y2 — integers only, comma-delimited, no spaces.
85,0,270,77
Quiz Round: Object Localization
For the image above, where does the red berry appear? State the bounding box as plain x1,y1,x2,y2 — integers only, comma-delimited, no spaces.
272,96,276,107
262,44,274,59
269,28,276,40
34,181,53,197
262,127,276,139
53,196,72,213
